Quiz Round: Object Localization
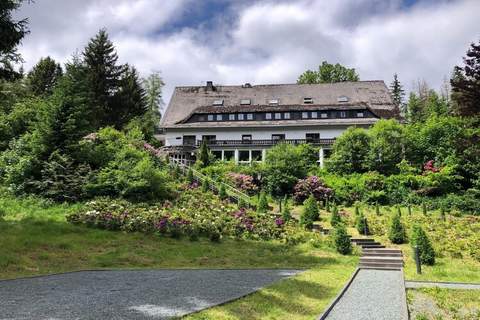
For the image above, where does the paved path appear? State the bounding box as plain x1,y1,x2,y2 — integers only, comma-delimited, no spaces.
0,269,301,320
405,280,480,290
324,269,408,320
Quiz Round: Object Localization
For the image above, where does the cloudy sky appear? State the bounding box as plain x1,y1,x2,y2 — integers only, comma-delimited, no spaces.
14,0,479,105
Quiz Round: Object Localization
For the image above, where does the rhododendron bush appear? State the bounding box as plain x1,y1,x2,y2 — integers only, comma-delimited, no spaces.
293,176,334,204
67,188,297,242
225,172,258,194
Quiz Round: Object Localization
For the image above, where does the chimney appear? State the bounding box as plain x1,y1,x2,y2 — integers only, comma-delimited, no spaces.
206,81,214,91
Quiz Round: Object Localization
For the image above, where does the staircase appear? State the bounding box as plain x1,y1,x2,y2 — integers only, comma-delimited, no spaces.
351,238,404,270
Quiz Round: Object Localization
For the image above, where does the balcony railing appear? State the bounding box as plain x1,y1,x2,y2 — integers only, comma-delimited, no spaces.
189,138,335,147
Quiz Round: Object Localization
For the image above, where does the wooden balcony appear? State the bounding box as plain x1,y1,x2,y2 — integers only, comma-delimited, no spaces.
189,138,335,147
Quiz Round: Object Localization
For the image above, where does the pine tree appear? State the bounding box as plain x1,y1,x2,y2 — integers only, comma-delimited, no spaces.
198,142,210,167
300,195,319,229
451,40,480,116
0,0,29,80
187,168,194,183
83,29,126,128
257,191,269,214
390,73,405,113
27,57,63,96
281,196,292,222
411,225,435,265
330,205,342,227
388,213,406,244
333,225,352,255
407,92,425,123
218,184,227,200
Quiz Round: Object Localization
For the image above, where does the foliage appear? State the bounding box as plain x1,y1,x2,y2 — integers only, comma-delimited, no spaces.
327,127,371,174
257,191,269,214
293,176,333,204
281,196,292,222
27,56,63,96
332,225,352,255
390,73,405,110
451,40,480,116
225,172,258,194
369,119,405,174
411,225,435,265
297,61,359,84
218,184,227,200
388,213,406,244
356,213,370,235
142,71,164,137
330,205,342,227
300,195,319,229
198,141,210,168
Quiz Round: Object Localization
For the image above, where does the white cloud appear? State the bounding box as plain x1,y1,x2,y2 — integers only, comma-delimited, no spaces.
15,0,480,104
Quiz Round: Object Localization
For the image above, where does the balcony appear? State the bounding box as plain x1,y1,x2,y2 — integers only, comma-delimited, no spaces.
190,138,335,147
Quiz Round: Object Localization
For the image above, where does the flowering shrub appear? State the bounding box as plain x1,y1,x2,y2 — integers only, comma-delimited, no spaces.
67,189,292,242
293,176,334,204
225,172,258,194
423,160,440,173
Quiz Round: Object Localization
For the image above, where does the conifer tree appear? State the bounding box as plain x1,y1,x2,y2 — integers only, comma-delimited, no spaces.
218,184,227,200
300,195,319,229
330,205,342,227
407,92,424,123
411,225,435,265
333,224,352,255
27,57,63,96
281,196,292,222
201,178,210,193
198,142,210,167
375,203,381,215
187,168,194,183
356,213,370,235
388,213,406,244
422,202,428,216
257,191,269,214
390,73,405,113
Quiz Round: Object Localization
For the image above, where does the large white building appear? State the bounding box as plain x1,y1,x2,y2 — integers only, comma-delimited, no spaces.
159,80,399,166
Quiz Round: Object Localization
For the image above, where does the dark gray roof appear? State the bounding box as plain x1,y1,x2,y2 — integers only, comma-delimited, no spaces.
161,81,399,128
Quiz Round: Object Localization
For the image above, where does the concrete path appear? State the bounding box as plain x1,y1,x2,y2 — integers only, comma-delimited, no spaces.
0,269,301,320
324,269,408,320
405,280,480,290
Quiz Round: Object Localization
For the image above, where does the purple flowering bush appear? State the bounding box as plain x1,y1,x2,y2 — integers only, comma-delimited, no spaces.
293,176,334,204
225,172,258,195
67,189,292,242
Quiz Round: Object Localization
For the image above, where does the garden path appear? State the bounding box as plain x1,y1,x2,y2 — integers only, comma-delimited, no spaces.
0,269,301,319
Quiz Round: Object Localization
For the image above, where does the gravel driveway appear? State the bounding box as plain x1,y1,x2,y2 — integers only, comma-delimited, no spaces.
0,269,301,320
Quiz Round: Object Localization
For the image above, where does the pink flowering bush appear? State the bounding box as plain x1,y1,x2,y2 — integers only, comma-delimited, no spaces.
225,172,258,194
67,189,293,242
293,176,334,204
423,160,440,173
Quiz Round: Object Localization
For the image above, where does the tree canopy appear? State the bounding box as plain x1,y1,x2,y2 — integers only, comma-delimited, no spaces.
297,61,359,84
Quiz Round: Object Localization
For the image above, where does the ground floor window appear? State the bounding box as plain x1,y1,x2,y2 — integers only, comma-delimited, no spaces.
251,150,262,161
239,150,250,162
212,151,222,159
224,150,234,161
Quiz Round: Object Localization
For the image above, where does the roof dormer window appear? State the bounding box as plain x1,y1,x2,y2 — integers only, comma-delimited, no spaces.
213,99,224,106
337,96,349,103
240,99,251,105
268,99,279,105
303,97,313,104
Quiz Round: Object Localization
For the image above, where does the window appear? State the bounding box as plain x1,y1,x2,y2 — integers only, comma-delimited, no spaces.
229,114,235,121
306,133,320,142
183,135,196,146
284,112,291,119
268,99,279,105
242,134,252,142
302,112,309,119
304,97,313,104
337,96,349,103
321,113,328,118
340,111,346,118
212,151,222,159
240,99,251,105
239,150,250,162
265,113,272,120
274,113,281,119
224,150,234,161
238,113,245,120
216,114,223,121
311,111,318,118
213,99,224,106
198,115,205,121
272,134,285,141
202,135,216,143
357,111,364,118
246,113,254,120
207,114,214,121
252,150,262,161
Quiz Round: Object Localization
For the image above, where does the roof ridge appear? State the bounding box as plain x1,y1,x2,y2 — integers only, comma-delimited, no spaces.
174,80,386,90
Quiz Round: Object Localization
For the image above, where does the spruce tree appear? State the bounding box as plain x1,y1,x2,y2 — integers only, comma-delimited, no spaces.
407,92,425,123
281,196,292,222
333,225,352,255
83,29,126,128
356,213,370,235
330,205,342,227
411,225,435,265
300,195,319,229
27,57,63,96
257,191,269,214
390,73,405,113
388,213,406,244
218,184,227,200
198,141,210,167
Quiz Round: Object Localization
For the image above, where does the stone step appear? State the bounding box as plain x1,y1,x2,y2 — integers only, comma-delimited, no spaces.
359,261,403,270
359,265,403,270
360,257,404,264
350,238,375,243
361,244,385,249
362,248,402,254
362,251,403,257
355,241,382,246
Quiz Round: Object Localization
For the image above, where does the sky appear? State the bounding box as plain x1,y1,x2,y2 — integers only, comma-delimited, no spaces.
14,0,480,106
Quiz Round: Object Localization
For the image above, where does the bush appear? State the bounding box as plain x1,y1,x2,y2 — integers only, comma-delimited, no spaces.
201,178,210,193
333,225,352,255
388,214,406,244
293,176,334,204
257,191,269,214
411,225,435,265
356,213,370,235
226,172,258,195
281,196,292,222
327,127,371,174
300,195,319,229
218,184,227,200
330,205,342,227
187,168,194,183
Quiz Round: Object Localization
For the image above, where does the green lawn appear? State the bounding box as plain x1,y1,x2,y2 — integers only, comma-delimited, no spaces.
0,195,357,320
